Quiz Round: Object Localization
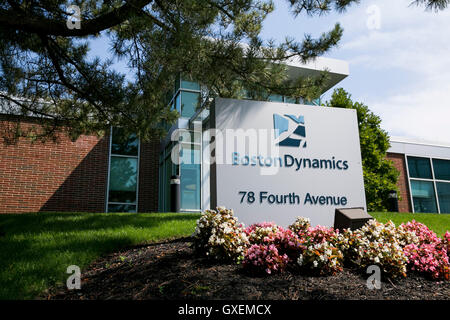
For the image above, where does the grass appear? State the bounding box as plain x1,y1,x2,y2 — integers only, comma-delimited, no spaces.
371,212,450,236
0,211,200,300
1,210,448,300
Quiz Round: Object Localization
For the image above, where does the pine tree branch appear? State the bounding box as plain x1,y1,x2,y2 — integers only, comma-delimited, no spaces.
0,0,154,37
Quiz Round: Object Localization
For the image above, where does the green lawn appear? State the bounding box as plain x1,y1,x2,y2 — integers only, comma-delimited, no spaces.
1,211,448,300
0,212,200,300
371,212,450,236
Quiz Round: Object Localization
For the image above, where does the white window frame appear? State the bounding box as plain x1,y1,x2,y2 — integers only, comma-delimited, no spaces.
405,154,450,214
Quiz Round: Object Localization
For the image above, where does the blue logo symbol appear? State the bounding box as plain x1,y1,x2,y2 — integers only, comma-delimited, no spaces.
273,114,306,148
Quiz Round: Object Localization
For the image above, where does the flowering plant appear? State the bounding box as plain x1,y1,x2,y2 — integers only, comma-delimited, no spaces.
288,216,311,236
404,243,449,280
337,220,408,278
244,222,281,244
297,240,344,275
442,231,450,255
192,207,249,262
398,220,440,245
244,222,302,261
304,225,340,245
243,244,289,275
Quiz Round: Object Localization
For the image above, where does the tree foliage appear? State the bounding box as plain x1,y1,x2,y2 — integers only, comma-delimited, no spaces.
0,0,360,142
412,0,450,11
0,0,446,142
326,88,400,212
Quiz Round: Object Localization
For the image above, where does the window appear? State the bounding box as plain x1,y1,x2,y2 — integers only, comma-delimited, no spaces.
180,144,201,211
175,74,201,92
180,91,200,118
158,142,178,212
107,128,139,212
181,79,200,91
410,180,438,213
433,159,450,181
171,75,201,119
111,128,139,156
108,157,138,203
268,94,284,102
284,96,297,104
436,182,450,213
407,156,433,179
406,155,450,214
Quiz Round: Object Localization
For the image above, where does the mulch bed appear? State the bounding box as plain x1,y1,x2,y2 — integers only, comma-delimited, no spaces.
45,237,450,300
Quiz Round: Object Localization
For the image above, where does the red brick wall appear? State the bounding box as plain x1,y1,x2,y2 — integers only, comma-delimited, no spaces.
0,119,109,213
138,140,160,212
386,152,412,212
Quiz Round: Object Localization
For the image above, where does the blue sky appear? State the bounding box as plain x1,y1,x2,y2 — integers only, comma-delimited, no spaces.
261,0,450,144
90,0,450,144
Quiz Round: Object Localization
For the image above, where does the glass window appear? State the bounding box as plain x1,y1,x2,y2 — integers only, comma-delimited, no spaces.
111,127,138,156
433,159,450,181
407,156,433,179
304,98,321,106
284,96,297,104
181,79,200,91
164,155,174,212
436,182,450,214
108,157,138,203
175,75,200,91
158,161,164,212
180,144,201,210
175,92,181,113
181,91,200,118
107,128,140,213
268,94,284,102
108,204,136,213
410,180,438,213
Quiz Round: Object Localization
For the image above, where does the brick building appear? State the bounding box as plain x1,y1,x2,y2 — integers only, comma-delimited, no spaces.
386,138,450,214
1,56,449,215
0,117,160,214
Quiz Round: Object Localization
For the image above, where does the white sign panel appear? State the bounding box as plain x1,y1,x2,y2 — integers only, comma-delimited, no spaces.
210,98,366,227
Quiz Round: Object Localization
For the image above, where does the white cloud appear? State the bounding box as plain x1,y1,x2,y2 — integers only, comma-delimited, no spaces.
261,1,450,143
336,0,450,143
370,79,450,144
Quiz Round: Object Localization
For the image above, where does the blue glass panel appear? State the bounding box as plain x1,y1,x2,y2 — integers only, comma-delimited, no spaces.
410,180,437,213
436,182,450,213
164,155,173,212
268,94,283,102
407,156,433,179
175,92,181,113
108,157,138,203
180,145,201,210
111,127,138,156
181,91,200,118
433,159,450,181
181,79,200,90
304,98,321,106
284,96,297,104
158,163,164,212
